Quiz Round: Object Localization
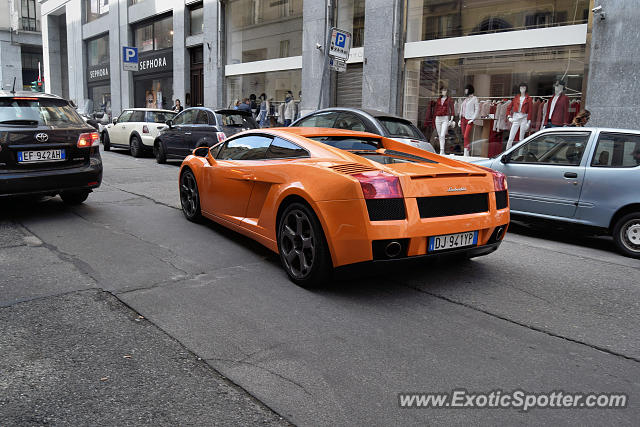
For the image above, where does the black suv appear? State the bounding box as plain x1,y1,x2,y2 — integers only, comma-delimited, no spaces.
0,91,102,204
153,107,257,163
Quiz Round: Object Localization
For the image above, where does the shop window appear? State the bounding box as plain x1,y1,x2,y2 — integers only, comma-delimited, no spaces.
225,0,303,65
21,50,42,90
189,4,204,35
134,15,173,52
87,35,109,67
403,46,587,157
406,0,590,42
84,0,109,24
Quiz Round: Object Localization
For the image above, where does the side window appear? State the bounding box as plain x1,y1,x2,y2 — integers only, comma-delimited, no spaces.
181,109,198,124
172,111,185,125
117,110,133,123
266,137,309,159
591,132,640,168
509,133,590,166
130,111,145,122
294,112,339,128
216,135,273,160
335,113,367,132
195,110,209,125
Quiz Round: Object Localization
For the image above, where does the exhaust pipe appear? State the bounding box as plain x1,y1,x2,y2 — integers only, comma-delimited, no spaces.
384,241,402,258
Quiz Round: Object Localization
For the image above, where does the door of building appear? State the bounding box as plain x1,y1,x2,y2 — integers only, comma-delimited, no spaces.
190,47,204,107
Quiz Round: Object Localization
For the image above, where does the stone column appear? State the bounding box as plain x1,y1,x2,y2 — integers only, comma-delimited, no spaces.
301,0,330,116
173,1,187,106
0,41,23,91
362,0,403,114
66,0,87,105
108,0,122,116
117,0,133,111
203,0,222,107
43,14,63,96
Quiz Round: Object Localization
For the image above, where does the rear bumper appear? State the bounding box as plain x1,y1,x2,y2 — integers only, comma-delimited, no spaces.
0,160,102,197
315,197,510,267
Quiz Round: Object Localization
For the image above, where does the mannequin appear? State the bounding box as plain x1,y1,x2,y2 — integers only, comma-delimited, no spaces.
458,84,479,157
544,80,570,128
506,83,533,149
434,87,454,155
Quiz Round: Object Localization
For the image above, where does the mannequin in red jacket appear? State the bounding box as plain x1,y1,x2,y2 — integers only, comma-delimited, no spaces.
544,80,570,127
506,83,533,149
434,87,454,155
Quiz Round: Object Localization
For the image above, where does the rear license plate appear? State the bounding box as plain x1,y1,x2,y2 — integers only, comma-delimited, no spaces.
428,231,478,252
17,149,65,163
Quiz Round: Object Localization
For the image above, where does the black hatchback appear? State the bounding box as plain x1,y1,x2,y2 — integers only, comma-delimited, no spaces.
153,107,257,163
0,92,102,204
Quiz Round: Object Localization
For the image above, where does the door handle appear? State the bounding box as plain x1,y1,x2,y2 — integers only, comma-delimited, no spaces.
564,172,578,178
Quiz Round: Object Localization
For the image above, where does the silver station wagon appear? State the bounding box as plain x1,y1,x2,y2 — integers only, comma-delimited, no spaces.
474,128,640,259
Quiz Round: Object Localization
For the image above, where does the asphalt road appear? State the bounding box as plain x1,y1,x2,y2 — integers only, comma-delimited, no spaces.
1,148,639,426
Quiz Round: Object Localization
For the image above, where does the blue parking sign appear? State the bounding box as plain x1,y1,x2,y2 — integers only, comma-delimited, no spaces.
329,28,352,60
335,32,347,48
122,46,139,71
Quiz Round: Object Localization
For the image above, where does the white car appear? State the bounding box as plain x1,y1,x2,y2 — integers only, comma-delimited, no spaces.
101,108,176,157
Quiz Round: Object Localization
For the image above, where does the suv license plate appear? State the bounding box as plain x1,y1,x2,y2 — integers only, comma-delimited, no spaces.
428,231,478,252
18,149,65,163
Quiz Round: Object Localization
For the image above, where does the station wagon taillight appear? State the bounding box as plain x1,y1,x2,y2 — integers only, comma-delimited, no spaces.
142,125,149,133
352,171,403,199
77,132,100,148
216,132,226,143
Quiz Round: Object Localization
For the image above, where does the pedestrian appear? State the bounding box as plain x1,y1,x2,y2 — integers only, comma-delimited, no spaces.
283,91,295,126
230,99,240,109
249,94,258,116
172,99,183,113
568,109,591,127
237,98,252,112
257,93,269,128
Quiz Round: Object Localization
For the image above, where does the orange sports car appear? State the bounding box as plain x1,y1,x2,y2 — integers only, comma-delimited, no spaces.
179,128,510,287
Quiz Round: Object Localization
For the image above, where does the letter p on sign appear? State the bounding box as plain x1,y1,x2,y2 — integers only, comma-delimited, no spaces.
336,33,346,48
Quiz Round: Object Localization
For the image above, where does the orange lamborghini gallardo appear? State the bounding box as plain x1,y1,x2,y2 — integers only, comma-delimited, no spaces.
179,128,510,287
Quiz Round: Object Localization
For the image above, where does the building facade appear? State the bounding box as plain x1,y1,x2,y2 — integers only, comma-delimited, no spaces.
40,0,634,155
0,0,43,92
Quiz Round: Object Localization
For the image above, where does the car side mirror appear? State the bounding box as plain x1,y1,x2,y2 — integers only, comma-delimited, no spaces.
193,146,209,157
500,154,509,164
112,118,118,125
166,119,173,128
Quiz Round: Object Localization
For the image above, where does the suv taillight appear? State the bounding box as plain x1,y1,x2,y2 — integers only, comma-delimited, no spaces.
352,171,403,199
216,132,226,143
142,125,149,133
77,132,100,148
475,165,507,191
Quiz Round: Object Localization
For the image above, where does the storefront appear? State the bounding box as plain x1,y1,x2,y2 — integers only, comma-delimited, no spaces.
403,0,590,156
133,49,174,110
86,34,111,116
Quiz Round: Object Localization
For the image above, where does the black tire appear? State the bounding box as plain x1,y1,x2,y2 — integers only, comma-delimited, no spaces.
155,141,167,164
612,212,640,258
130,135,143,158
102,132,111,151
277,202,332,288
60,190,90,205
179,169,202,222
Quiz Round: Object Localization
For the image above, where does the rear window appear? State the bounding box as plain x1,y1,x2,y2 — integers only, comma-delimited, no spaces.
216,112,256,128
377,117,423,139
309,136,380,151
147,111,176,123
0,97,85,127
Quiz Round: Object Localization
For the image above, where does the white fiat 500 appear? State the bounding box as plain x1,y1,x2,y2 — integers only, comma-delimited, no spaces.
101,108,176,157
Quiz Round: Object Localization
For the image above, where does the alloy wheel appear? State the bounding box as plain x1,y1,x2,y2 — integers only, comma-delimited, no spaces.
180,171,199,218
280,209,315,279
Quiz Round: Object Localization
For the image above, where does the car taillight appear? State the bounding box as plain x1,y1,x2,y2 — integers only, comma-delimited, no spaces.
77,132,100,148
352,171,403,199
216,132,226,143
142,125,149,133
475,165,507,191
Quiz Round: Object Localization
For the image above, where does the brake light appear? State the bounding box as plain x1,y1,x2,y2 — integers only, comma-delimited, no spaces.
77,132,100,148
352,171,403,199
142,125,149,133
216,132,226,143
12,97,38,100
475,165,507,191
